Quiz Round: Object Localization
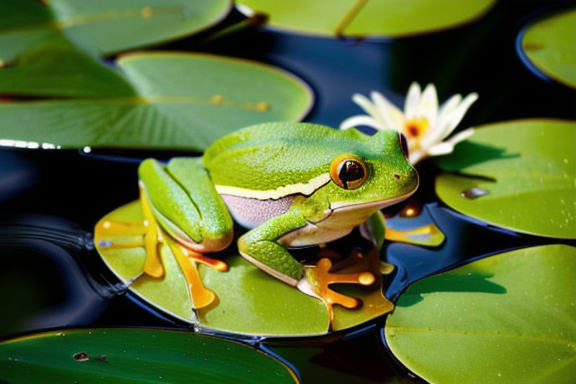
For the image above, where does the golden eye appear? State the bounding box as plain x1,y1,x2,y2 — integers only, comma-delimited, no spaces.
330,154,367,190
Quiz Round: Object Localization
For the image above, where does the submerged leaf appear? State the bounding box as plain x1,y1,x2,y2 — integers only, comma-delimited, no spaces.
521,7,576,89
385,244,576,384
0,52,314,151
238,0,496,38
434,119,576,239
0,328,298,384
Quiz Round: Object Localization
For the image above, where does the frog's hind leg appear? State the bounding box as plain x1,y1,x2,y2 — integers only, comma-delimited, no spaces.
139,158,234,254
138,158,234,308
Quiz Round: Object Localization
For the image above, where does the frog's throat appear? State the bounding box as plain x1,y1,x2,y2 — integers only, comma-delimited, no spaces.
214,173,331,200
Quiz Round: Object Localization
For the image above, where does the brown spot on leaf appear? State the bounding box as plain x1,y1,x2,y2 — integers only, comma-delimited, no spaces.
73,352,90,362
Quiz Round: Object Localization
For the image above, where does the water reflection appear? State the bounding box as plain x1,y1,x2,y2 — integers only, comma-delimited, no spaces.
385,203,537,301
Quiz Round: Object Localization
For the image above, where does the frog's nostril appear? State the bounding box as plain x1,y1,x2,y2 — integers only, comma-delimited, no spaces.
394,174,401,179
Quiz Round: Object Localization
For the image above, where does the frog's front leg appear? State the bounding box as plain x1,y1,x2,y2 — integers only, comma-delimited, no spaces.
237,211,309,286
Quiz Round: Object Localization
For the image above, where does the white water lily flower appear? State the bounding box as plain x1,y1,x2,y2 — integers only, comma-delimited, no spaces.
340,82,478,164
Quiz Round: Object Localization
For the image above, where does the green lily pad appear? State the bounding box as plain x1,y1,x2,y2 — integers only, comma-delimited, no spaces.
0,52,313,151
198,257,329,336
385,244,576,384
521,7,576,89
0,43,135,98
0,328,297,384
95,200,328,336
434,119,576,239
238,0,496,38
95,199,394,336
0,0,231,62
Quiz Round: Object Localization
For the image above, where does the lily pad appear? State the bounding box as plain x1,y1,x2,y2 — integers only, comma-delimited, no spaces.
0,0,231,62
238,0,496,38
0,328,297,384
521,7,576,89
95,199,394,336
434,119,576,239
385,244,576,384
0,52,313,151
198,257,329,336
0,43,135,98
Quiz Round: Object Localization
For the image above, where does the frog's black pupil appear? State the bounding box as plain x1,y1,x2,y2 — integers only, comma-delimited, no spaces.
339,160,365,187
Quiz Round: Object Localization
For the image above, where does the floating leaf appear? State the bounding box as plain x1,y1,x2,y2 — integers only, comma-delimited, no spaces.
0,52,314,151
0,0,232,62
198,256,329,336
0,328,298,384
385,244,576,384
0,43,135,98
521,7,576,89
434,119,576,239
238,0,496,38
95,199,394,336
384,203,446,247
95,200,328,336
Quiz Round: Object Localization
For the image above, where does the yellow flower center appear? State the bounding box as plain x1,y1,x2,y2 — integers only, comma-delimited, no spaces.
405,117,430,139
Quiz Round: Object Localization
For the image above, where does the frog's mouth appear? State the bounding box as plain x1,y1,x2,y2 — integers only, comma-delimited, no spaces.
329,189,416,213
328,178,419,212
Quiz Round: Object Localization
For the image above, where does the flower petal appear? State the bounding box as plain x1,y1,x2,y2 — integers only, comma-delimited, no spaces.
426,141,454,156
404,82,421,120
438,94,462,118
426,128,475,157
439,93,479,138
446,127,475,144
422,92,478,148
409,149,426,165
351,93,392,129
351,93,378,116
418,84,439,128
371,91,405,132
429,94,461,146
340,115,388,131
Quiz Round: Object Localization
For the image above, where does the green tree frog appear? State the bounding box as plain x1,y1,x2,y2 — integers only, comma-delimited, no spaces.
138,122,418,287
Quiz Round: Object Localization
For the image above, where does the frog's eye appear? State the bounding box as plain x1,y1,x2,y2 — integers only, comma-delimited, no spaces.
330,154,367,190
398,133,409,160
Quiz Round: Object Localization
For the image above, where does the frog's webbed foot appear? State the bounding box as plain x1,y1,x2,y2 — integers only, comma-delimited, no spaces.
140,181,230,309
303,256,374,311
95,192,228,310
301,245,395,324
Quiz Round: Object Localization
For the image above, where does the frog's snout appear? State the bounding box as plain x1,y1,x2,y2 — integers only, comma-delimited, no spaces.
395,168,419,195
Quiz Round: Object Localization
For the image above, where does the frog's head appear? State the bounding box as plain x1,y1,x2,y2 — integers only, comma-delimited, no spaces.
325,129,419,211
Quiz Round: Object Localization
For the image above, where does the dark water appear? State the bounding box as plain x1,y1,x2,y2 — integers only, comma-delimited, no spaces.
1,1,576,383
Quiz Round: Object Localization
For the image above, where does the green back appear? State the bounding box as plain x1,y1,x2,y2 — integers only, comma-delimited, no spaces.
203,122,399,192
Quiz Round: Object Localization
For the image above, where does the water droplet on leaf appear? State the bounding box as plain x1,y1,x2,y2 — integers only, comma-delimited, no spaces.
461,187,490,199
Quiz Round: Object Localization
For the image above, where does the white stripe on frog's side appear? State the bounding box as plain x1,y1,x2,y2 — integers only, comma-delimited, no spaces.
220,194,294,229
214,173,331,200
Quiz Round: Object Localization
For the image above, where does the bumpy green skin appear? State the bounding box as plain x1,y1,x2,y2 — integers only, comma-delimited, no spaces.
140,122,418,285
167,158,233,241
139,157,233,247
204,122,413,192
237,210,309,282
139,159,203,243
